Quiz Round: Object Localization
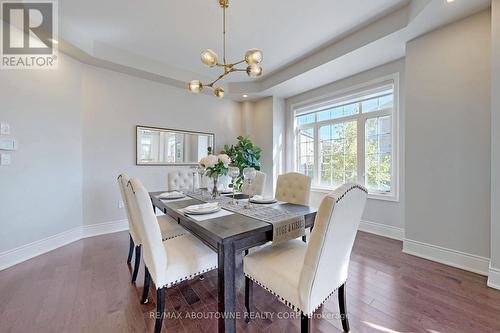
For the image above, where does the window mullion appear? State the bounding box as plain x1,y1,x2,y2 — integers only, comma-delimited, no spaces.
357,107,365,186
314,124,320,186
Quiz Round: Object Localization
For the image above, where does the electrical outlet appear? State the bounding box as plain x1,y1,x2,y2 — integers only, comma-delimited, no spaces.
118,200,124,208
0,153,11,166
0,123,10,135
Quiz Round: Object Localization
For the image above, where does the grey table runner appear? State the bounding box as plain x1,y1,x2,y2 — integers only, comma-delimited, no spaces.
186,192,305,245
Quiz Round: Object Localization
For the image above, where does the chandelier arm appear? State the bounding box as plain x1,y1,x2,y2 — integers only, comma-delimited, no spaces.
208,72,229,87
231,59,246,66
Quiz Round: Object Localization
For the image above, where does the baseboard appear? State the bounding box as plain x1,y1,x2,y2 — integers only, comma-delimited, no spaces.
403,238,490,276
82,219,128,238
0,220,129,271
359,220,404,240
488,265,500,290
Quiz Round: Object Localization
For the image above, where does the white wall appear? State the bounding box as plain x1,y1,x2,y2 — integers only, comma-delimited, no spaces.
0,54,242,257
81,66,242,225
272,97,286,194
285,59,406,232
490,0,500,285
405,11,491,259
0,55,83,252
241,97,287,196
241,98,274,196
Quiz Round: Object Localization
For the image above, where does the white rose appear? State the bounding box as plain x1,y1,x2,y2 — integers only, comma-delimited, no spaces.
199,157,207,167
218,154,231,167
204,154,219,168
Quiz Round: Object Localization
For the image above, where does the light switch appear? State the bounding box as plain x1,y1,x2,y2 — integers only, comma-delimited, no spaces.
0,138,17,150
0,153,11,166
0,123,10,135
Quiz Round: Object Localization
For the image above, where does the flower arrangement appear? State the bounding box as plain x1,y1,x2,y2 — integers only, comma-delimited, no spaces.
200,153,231,198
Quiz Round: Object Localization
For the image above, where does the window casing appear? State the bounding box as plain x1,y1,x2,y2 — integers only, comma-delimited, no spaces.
293,78,399,201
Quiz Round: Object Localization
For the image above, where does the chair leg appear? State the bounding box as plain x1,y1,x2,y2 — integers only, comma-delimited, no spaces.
244,277,253,323
302,235,307,243
127,234,134,264
132,245,141,283
300,312,310,333
338,282,350,332
244,249,249,256
154,287,166,333
141,266,151,304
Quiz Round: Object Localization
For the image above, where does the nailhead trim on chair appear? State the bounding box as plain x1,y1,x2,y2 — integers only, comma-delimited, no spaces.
335,184,367,203
161,233,185,241
160,266,218,289
245,273,346,317
245,273,302,313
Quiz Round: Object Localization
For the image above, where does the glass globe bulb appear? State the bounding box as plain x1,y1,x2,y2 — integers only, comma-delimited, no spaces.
201,49,218,67
245,48,263,65
246,64,263,78
188,80,203,93
214,87,225,99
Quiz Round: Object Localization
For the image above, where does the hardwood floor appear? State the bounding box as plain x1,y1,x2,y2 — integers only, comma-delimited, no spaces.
1,231,500,333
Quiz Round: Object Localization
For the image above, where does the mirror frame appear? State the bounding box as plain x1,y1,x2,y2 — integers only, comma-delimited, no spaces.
136,125,215,166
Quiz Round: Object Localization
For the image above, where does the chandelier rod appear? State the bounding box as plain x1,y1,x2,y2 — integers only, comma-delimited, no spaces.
223,3,227,66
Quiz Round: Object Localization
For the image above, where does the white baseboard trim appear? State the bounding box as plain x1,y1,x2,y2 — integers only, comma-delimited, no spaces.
0,220,129,271
488,265,500,290
403,238,490,276
82,219,128,239
359,220,404,240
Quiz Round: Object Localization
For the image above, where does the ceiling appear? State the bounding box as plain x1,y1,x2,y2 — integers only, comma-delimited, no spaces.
60,0,406,81
56,0,492,100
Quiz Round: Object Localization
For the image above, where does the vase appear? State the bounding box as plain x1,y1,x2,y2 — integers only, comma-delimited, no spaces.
210,175,220,199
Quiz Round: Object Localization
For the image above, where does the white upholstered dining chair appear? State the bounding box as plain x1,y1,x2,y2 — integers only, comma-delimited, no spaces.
117,173,186,283
244,183,367,332
167,169,193,191
125,178,217,333
241,170,267,196
275,172,312,205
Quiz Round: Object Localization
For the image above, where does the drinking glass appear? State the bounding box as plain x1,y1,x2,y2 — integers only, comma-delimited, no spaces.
228,166,240,205
191,166,201,193
243,167,256,208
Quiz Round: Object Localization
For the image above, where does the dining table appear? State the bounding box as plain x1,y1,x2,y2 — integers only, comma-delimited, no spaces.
149,191,317,333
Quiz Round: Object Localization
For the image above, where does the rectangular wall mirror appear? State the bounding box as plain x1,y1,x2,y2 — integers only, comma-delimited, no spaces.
136,126,214,165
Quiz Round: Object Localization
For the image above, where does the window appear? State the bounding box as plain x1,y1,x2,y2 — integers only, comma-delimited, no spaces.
294,80,398,199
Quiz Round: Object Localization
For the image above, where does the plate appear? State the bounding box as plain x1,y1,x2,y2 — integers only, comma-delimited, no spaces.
158,192,185,200
184,203,221,215
249,198,278,204
184,206,221,215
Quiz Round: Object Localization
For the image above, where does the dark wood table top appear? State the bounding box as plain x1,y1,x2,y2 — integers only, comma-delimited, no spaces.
150,191,317,245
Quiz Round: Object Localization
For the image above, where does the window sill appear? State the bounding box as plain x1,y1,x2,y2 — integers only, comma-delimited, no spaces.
311,186,399,203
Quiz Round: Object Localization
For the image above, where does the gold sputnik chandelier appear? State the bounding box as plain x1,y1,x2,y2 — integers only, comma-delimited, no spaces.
188,0,263,98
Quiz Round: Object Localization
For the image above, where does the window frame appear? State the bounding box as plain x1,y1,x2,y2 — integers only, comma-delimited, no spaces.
291,74,400,202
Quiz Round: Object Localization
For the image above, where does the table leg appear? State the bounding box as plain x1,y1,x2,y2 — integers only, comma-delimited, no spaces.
218,242,236,333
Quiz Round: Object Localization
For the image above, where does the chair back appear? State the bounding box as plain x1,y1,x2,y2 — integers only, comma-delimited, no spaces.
125,178,167,285
168,170,193,191
241,171,267,196
117,173,140,243
275,172,311,205
299,183,367,312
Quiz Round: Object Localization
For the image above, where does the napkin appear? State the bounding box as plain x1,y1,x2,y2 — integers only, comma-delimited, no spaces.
158,191,184,199
184,202,219,212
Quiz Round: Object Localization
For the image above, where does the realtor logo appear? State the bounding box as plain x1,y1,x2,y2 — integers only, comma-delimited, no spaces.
1,0,58,69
